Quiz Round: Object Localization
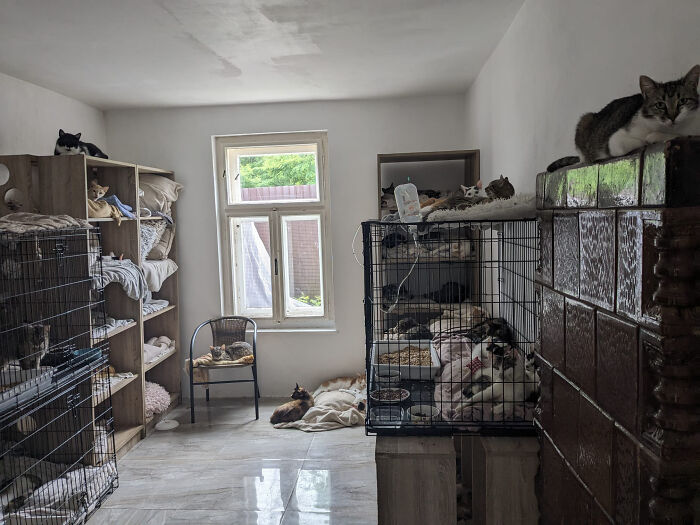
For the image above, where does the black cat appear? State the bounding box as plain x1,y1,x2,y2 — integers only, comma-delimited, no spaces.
54,130,108,159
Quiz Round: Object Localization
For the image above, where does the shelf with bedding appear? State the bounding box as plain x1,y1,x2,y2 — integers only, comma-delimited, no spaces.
143,346,177,372
93,320,138,343
143,304,177,322
145,392,180,430
92,373,139,406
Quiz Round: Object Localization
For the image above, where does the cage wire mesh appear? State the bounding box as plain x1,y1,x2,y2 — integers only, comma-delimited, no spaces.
0,226,117,521
363,219,540,435
0,362,117,523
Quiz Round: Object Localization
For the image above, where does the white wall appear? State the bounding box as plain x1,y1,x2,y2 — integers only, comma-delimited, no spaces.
106,94,465,397
0,72,106,156
464,0,700,192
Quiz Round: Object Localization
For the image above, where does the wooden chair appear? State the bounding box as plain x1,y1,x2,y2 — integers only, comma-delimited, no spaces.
189,316,260,423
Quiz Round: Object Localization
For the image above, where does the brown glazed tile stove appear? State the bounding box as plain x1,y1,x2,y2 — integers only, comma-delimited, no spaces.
534,137,700,524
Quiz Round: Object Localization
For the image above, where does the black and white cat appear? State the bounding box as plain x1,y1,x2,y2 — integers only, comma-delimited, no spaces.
548,65,700,171
54,130,109,159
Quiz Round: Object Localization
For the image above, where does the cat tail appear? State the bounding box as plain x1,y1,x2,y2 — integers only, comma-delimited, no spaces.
546,156,580,172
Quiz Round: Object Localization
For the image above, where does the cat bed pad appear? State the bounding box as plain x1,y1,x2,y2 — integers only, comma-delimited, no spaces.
425,193,536,221
185,350,255,389
0,213,90,233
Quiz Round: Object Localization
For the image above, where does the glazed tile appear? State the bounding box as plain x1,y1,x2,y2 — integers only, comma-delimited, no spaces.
92,508,284,524
281,509,378,525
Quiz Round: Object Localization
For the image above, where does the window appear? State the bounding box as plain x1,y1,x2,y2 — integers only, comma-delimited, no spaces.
214,131,333,328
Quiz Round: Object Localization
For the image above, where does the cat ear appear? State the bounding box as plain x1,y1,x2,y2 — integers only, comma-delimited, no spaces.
59,129,65,137
639,75,658,98
684,64,700,90
220,344,225,349
75,132,81,140
499,175,504,180
295,383,299,390
476,180,482,189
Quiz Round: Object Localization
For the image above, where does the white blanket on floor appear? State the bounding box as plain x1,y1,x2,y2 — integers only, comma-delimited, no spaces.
273,389,365,432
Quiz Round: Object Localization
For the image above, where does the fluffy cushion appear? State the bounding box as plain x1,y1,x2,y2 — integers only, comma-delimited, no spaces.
148,223,175,260
142,258,178,292
139,174,183,213
140,222,166,261
144,381,171,418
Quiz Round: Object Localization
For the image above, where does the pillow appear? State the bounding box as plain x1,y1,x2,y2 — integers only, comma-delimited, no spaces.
140,222,166,261
142,258,178,292
148,223,175,260
139,174,183,213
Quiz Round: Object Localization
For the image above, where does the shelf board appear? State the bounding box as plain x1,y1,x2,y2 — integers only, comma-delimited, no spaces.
138,165,173,175
143,304,176,322
86,156,136,169
139,216,164,221
93,373,139,406
144,346,177,372
114,425,143,452
93,321,137,343
87,217,135,223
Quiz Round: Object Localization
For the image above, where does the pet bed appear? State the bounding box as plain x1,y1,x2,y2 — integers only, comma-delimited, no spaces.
425,193,536,221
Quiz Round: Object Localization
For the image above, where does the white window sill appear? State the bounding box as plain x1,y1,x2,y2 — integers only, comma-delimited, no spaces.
249,327,338,334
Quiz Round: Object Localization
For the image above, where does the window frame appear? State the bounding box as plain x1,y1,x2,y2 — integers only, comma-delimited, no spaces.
213,131,334,329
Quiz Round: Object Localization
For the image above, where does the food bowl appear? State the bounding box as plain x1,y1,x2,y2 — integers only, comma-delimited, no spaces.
408,404,440,423
370,388,410,404
375,369,401,387
370,406,404,423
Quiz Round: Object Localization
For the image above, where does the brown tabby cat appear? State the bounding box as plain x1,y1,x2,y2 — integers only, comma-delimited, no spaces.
270,384,314,424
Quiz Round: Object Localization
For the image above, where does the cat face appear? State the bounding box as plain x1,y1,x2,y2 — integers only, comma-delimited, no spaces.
460,179,483,198
55,129,83,155
640,65,700,126
88,179,109,200
291,383,310,400
210,344,226,360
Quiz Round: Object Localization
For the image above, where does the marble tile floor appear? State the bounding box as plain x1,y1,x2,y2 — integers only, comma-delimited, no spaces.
90,399,377,525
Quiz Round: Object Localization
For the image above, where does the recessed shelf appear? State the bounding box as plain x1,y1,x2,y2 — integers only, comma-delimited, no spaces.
143,304,176,321
93,373,139,406
93,321,137,343
114,425,143,452
86,156,136,169
144,347,177,372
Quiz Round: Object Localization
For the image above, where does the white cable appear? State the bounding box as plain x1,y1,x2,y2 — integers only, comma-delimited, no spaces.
352,224,364,267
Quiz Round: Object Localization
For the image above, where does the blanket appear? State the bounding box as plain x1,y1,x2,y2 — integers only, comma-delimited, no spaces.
92,256,148,300
87,198,123,224
0,213,90,233
273,389,365,432
142,291,169,315
425,193,536,221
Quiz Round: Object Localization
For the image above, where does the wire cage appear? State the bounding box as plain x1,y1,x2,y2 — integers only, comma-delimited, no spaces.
0,228,108,415
0,360,117,524
362,219,540,435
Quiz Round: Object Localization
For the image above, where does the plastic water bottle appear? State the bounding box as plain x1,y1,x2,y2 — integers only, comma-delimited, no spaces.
394,183,421,223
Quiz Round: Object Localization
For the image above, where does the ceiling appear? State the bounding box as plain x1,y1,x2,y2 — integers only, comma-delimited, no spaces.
0,0,523,109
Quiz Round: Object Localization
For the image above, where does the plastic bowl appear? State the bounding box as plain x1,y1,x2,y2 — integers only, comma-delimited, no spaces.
408,404,440,423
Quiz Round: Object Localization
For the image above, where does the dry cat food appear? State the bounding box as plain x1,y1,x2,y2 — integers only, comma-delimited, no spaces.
378,345,432,366
370,388,409,402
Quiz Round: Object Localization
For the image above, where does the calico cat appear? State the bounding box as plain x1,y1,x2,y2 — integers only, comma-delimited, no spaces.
380,183,396,210
88,179,109,200
1,323,51,370
54,129,109,159
548,65,700,172
270,384,314,424
210,342,253,362
428,176,515,212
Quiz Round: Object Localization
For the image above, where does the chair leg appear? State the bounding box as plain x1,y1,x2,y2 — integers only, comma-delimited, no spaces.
206,387,210,402
190,377,195,424
252,367,259,420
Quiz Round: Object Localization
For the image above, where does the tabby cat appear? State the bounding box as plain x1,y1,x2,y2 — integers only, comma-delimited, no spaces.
548,65,700,172
270,384,314,424
209,342,253,362
0,323,51,370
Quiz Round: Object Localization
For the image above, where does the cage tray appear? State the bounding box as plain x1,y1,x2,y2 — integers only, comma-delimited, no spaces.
0,367,55,417
371,340,440,380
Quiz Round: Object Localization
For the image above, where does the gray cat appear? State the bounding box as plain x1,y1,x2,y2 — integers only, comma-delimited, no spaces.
210,342,253,362
1,323,51,370
548,65,700,172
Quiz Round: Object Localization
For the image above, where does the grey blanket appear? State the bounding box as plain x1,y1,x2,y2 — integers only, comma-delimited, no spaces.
92,257,148,300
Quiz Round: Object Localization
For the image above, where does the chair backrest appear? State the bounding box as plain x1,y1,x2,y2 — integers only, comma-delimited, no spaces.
190,316,257,360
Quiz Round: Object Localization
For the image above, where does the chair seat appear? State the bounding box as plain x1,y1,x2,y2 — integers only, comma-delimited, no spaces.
196,362,253,369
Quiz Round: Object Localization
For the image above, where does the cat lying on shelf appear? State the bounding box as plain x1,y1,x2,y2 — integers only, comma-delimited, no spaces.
270,384,314,424
54,129,109,159
88,179,109,200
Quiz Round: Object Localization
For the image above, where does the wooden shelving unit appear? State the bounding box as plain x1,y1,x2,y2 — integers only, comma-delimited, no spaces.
0,153,181,456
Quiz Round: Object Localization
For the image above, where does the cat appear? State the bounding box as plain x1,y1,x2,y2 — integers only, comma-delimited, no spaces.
385,317,433,340
88,179,109,200
380,183,396,210
54,129,109,158
313,372,367,399
269,384,314,424
209,342,253,362
1,323,51,370
547,65,700,172
461,176,515,201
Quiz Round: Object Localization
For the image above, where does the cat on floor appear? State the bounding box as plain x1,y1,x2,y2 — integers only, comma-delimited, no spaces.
270,384,314,424
548,65,700,172
54,129,109,159
313,372,367,399
88,179,109,200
